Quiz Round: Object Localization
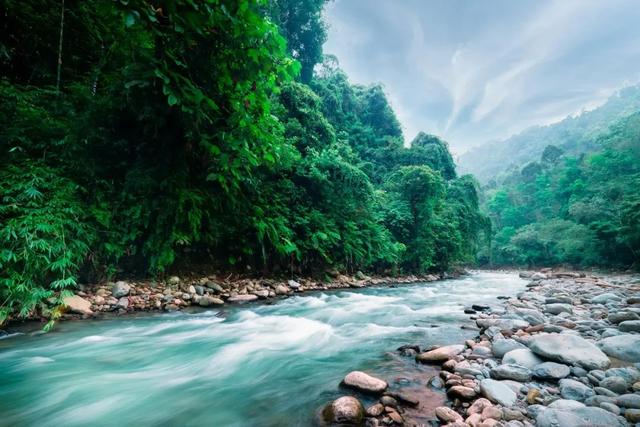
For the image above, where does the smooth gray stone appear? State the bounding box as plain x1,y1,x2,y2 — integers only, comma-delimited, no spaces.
502,348,544,370
536,406,627,427
559,378,595,402
490,364,532,382
493,339,527,358
479,378,517,406
545,303,573,315
618,320,640,333
617,393,640,409
529,333,610,370
599,334,640,362
532,362,571,380
608,311,640,324
599,376,628,394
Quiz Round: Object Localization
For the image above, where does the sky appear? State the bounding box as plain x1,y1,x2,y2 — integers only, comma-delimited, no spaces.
323,0,640,154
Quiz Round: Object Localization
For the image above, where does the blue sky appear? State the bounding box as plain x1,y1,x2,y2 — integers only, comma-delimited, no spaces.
323,0,640,153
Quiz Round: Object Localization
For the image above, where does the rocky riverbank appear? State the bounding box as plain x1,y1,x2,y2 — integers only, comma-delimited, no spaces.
319,270,640,426
15,271,448,326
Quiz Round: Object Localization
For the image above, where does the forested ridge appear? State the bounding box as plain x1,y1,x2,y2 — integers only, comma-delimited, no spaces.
0,0,487,325
482,111,640,269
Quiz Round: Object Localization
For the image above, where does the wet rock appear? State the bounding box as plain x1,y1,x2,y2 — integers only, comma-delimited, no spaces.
472,304,491,311
416,344,465,363
598,334,640,362
528,333,610,370
490,364,532,382
479,379,517,406
618,320,640,333
253,289,269,299
492,339,527,358
535,405,626,427
502,349,543,369
342,371,387,394
379,395,397,407
62,295,93,315
227,294,258,303
435,406,463,423
616,393,640,408
559,378,595,402
111,281,131,298
397,344,420,357
322,396,364,425
532,362,570,380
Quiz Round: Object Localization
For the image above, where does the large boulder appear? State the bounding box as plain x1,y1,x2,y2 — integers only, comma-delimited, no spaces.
502,348,543,369
536,405,626,427
62,295,93,315
528,334,610,370
479,379,517,406
111,281,130,298
322,396,364,425
598,335,640,362
342,371,387,394
416,344,464,363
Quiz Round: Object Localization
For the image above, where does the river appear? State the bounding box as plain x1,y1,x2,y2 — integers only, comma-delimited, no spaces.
0,271,527,427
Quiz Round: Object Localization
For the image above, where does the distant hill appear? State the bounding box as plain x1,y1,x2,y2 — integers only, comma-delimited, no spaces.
458,84,640,183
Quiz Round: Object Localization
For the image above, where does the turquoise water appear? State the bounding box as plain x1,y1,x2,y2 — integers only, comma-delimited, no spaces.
0,272,526,427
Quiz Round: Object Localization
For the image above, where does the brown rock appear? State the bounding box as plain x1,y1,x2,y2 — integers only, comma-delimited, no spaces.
416,345,465,363
435,406,463,423
448,386,478,400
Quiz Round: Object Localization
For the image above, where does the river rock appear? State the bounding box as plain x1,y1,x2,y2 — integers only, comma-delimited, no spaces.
227,294,258,303
611,311,640,324
528,333,610,370
490,364,532,382
598,334,640,362
492,339,527,358
274,285,289,295
514,308,546,325
502,348,543,369
532,362,570,380
253,289,269,299
591,293,622,304
476,318,529,330
599,376,627,394
626,409,640,423
618,320,640,333
544,303,573,315
167,276,180,285
116,297,129,309
435,406,463,423
416,344,465,363
366,403,384,417
479,379,517,406
322,396,364,425
287,280,302,290
111,281,130,297
342,371,387,394
559,378,595,402
447,385,477,399
535,405,626,427
198,296,224,307
62,295,93,315
617,393,640,408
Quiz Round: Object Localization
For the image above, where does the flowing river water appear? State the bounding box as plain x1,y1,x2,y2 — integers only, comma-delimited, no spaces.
0,271,527,427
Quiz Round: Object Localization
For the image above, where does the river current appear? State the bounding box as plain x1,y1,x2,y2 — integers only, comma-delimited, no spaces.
0,271,526,427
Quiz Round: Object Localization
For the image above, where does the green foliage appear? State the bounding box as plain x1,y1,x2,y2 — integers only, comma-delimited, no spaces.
0,0,487,325
486,112,640,268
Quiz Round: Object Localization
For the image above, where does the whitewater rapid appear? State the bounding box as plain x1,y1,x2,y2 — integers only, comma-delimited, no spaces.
0,271,526,427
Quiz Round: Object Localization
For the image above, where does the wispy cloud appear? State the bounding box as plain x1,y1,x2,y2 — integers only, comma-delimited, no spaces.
323,0,640,153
